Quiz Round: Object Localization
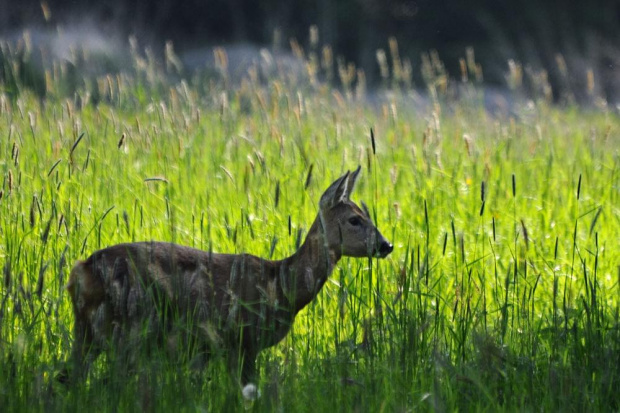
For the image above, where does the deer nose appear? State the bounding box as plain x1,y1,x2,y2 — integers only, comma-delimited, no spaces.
378,240,393,257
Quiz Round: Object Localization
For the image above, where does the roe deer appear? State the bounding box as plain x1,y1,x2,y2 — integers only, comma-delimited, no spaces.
64,166,392,390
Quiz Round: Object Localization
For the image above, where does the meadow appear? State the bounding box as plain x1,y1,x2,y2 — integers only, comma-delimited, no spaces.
0,34,619,411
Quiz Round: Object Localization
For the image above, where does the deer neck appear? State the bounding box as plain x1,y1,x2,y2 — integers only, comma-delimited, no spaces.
282,214,340,314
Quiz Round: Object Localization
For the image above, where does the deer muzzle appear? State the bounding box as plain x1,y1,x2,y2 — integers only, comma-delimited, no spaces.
377,239,393,258
372,231,393,258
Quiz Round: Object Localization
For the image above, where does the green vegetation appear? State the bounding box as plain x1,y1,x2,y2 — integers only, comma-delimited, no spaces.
1,34,619,411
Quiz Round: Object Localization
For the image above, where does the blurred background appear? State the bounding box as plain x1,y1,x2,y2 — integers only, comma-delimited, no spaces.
1,0,619,103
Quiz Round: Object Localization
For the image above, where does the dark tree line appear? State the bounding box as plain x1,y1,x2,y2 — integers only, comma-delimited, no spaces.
1,0,620,100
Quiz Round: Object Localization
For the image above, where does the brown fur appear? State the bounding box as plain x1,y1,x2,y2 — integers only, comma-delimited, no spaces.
64,167,392,385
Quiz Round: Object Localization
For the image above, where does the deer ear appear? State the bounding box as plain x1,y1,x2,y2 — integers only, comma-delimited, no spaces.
346,165,362,198
319,170,350,210
361,200,371,218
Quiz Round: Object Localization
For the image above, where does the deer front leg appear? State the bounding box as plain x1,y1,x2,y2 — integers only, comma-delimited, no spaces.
227,347,257,384
228,348,260,401
58,313,101,384
240,351,257,386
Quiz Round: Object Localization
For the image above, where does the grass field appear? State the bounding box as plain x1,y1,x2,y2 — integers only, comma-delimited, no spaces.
1,35,619,411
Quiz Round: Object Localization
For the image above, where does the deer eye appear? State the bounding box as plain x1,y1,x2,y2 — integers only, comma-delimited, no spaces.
348,216,362,226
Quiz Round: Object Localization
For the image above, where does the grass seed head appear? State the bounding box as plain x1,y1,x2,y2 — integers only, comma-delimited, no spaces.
521,219,529,249
8,170,13,193
29,196,37,228
41,218,52,244
304,164,313,189
274,181,280,208
3,260,11,292
370,127,376,155
309,25,319,48
376,49,389,80
36,262,48,299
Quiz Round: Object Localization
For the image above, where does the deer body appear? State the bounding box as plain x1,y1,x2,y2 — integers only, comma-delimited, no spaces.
65,167,392,387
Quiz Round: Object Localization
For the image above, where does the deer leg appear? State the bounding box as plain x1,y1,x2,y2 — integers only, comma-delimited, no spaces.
240,350,257,386
227,347,257,386
71,315,91,367
227,347,260,400
239,351,261,401
58,312,102,384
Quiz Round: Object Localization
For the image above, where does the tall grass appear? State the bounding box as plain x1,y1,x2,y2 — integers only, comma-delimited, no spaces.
0,32,619,411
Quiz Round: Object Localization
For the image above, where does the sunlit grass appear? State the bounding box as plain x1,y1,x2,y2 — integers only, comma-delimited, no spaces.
0,33,619,411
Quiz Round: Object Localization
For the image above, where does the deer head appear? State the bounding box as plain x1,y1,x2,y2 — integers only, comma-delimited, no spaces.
318,166,393,258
